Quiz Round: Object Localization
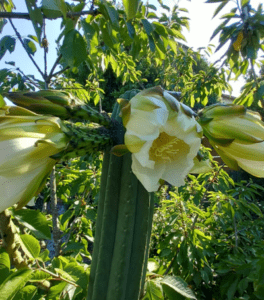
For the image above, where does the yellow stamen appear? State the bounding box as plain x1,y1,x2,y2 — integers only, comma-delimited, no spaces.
149,132,190,163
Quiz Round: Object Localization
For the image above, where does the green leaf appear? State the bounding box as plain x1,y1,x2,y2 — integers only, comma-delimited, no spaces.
4,36,16,53
100,0,119,30
142,19,154,35
0,94,6,108
64,262,89,291
0,269,33,300
148,35,156,52
12,285,37,300
126,21,135,39
144,280,163,300
0,249,10,270
23,38,37,55
25,0,43,42
60,29,87,67
213,1,228,18
20,234,41,259
28,34,39,43
241,0,250,7
122,0,141,20
48,281,68,298
162,285,185,300
0,249,10,285
0,19,7,34
161,276,197,299
42,0,67,19
13,209,51,240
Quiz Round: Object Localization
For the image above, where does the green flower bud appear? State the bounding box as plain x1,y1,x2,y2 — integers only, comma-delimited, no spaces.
199,103,264,177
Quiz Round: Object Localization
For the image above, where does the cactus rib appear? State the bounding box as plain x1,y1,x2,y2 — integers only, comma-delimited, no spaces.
106,153,139,300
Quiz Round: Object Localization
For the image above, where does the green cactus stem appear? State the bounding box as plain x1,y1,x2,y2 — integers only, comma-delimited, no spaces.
87,101,154,300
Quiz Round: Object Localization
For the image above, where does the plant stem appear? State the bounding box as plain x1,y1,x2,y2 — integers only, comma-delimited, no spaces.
233,215,238,248
46,54,62,84
43,19,48,87
16,67,40,89
35,260,79,287
50,167,60,257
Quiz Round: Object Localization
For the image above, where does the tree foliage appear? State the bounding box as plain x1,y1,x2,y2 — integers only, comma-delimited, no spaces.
0,0,264,299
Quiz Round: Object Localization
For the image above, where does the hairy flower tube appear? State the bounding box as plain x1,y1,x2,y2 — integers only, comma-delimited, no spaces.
120,86,203,192
0,106,69,213
198,103,264,177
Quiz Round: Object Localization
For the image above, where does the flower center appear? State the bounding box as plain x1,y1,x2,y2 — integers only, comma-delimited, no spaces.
149,132,190,163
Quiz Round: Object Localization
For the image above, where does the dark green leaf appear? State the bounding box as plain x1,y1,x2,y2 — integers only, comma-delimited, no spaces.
126,21,135,39
25,0,43,43
5,61,15,66
141,19,154,35
148,35,156,52
4,36,15,53
60,29,87,67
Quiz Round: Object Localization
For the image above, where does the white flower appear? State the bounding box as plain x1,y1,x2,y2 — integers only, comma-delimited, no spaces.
0,106,69,212
120,87,202,192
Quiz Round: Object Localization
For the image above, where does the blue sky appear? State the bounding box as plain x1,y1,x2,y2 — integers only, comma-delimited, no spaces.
1,0,263,98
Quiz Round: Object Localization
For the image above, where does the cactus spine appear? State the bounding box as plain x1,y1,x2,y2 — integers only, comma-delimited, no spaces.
87,101,154,300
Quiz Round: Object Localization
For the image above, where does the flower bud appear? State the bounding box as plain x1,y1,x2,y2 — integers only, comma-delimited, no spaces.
0,106,69,212
199,103,264,177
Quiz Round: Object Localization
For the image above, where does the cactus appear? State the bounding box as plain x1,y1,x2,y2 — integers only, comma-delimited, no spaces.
87,97,154,300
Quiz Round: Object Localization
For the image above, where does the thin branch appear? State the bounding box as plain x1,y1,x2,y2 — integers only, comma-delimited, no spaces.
35,260,79,287
46,54,62,84
16,67,40,89
43,19,48,88
0,10,99,20
233,215,238,248
52,66,70,78
9,18,44,78
50,167,60,257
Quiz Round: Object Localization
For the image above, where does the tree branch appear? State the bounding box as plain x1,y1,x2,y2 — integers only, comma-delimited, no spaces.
50,167,60,257
0,10,99,20
43,19,48,88
9,18,44,78
46,54,62,84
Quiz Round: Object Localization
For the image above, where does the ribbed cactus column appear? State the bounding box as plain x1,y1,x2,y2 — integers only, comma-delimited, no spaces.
87,102,154,300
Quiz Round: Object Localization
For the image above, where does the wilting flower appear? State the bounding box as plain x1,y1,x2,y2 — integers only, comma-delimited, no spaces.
199,103,264,177
119,86,203,192
0,106,69,213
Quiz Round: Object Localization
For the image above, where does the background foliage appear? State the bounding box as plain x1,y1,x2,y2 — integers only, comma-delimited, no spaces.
0,0,264,299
